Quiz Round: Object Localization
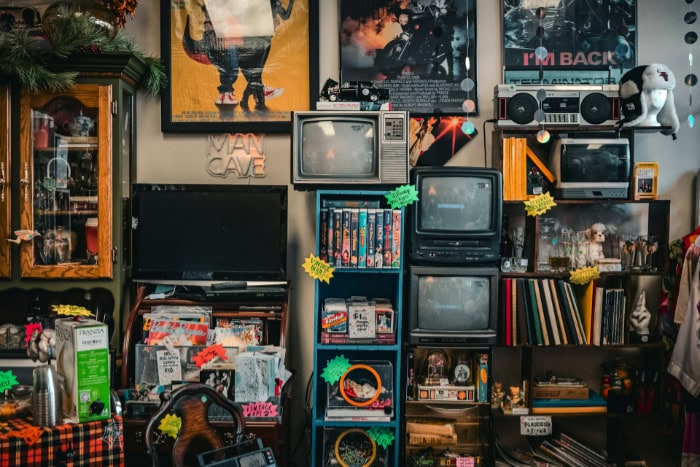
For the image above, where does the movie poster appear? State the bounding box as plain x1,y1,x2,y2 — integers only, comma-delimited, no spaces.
502,0,637,85
339,0,477,115
409,115,477,167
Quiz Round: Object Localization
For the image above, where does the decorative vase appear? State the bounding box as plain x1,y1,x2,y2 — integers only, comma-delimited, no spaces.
42,0,118,42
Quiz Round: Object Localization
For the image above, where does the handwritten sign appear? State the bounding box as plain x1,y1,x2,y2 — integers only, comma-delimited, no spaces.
302,253,335,284
24,322,42,344
0,370,18,392
520,415,552,436
157,350,182,385
52,304,93,317
193,344,228,368
241,401,279,418
320,355,351,385
570,266,600,285
385,185,419,209
367,426,395,448
456,458,475,467
158,413,182,439
524,192,557,216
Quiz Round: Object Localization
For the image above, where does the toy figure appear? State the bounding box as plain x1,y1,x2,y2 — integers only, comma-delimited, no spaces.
584,222,608,266
492,382,504,410
509,385,521,407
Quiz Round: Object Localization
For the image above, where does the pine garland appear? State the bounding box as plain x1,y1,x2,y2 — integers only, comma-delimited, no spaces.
0,5,165,96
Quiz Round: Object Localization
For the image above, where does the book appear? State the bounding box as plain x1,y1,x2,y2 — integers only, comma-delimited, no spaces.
532,278,550,345
391,209,402,268
575,281,595,345
564,282,586,345
382,209,393,268
541,278,561,345
358,208,368,268
548,279,568,345
556,280,579,345
341,208,351,267
531,390,606,408
504,278,512,346
511,277,518,345
592,286,604,346
319,207,329,262
327,207,335,266
527,279,544,345
516,278,530,345
333,208,342,267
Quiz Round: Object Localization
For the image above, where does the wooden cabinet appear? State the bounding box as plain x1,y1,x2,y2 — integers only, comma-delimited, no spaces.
310,190,404,466
120,285,292,466
0,54,144,350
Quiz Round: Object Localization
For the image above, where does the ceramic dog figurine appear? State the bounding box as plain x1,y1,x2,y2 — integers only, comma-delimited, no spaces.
585,222,607,266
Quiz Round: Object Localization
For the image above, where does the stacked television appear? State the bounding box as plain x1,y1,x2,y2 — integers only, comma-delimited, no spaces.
404,166,503,465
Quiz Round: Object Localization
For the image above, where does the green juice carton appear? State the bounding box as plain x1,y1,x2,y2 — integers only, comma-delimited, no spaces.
55,317,111,422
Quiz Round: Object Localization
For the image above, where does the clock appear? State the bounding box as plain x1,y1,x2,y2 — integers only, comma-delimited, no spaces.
453,361,471,385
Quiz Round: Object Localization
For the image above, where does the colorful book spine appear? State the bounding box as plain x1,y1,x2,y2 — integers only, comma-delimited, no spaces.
327,207,335,266
341,208,351,268
391,209,401,268
319,207,328,262
367,209,376,268
350,208,359,268
333,208,342,268
358,209,368,268
383,209,393,268
375,210,385,268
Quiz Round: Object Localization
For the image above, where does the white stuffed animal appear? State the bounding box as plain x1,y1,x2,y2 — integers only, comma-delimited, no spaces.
584,222,607,266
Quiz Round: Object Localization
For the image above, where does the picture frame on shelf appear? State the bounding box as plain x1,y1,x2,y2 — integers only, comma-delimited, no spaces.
634,162,659,200
338,0,478,115
160,0,319,133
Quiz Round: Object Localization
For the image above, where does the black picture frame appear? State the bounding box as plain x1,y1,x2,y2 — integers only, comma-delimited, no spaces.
338,0,478,116
160,0,319,133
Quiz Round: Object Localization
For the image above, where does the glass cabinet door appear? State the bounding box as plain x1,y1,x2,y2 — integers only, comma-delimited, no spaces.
19,84,113,279
0,86,10,278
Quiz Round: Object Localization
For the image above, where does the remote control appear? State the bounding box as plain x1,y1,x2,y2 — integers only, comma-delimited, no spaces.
210,281,247,290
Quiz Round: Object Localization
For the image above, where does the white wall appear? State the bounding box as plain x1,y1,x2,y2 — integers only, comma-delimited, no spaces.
124,0,700,462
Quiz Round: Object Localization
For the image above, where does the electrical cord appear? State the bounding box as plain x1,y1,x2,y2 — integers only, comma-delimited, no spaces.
483,118,498,167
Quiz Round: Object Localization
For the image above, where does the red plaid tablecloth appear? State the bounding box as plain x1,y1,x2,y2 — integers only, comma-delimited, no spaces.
0,415,124,467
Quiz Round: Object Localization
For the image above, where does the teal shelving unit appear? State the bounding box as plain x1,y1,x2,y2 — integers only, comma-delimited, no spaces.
311,190,404,466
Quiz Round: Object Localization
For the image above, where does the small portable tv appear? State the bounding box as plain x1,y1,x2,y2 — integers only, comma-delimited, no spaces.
130,184,287,284
549,137,631,199
407,265,500,345
291,110,410,190
409,166,503,264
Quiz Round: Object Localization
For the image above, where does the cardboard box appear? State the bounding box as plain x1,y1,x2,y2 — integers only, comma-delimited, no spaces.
55,318,111,422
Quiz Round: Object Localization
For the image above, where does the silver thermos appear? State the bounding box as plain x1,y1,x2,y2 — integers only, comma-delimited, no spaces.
32,364,62,427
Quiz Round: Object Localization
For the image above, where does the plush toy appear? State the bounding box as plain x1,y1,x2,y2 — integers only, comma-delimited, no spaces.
617,64,680,139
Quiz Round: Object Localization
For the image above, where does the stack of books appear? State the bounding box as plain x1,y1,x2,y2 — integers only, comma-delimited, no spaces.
531,389,607,414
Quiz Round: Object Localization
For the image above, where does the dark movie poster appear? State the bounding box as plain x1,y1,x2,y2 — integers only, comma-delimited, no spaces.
503,0,637,85
409,115,477,167
340,0,477,114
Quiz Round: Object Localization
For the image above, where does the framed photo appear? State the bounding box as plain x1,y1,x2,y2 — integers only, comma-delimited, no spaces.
160,0,319,133
339,0,477,115
502,0,637,85
634,162,658,200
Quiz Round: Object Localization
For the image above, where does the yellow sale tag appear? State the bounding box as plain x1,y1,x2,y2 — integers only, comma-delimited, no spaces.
302,253,335,284
570,266,600,285
52,305,94,317
385,184,419,209
159,413,182,439
524,192,557,217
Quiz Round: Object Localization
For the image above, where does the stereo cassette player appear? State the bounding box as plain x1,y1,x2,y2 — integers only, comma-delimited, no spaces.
495,84,621,128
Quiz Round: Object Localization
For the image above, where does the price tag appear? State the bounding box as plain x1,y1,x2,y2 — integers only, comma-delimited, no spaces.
520,415,552,436
157,350,182,385
455,457,475,467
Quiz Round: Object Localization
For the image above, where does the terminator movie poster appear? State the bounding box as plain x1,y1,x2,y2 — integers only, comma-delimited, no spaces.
163,0,310,131
339,0,477,115
502,0,637,85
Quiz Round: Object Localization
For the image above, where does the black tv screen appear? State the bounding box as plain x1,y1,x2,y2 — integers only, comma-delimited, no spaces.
419,175,494,232
131,184,288,282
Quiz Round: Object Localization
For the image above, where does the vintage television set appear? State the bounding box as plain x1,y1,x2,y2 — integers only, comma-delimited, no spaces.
549,137,631,199
130,184,288,284
407,265,500,345
290,110,410,189
409,166,503,264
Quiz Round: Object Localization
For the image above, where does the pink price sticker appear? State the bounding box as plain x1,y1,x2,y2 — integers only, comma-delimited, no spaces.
456,458,475,467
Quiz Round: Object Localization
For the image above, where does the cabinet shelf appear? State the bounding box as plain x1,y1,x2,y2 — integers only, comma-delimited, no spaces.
317,343,401,351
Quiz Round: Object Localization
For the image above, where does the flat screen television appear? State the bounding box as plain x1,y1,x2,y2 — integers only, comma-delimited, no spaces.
130,184,287,284
409,166,503,264
407,265,499,345
290,110,409,189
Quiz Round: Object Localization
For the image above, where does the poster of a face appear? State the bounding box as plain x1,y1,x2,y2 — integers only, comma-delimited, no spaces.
339,0,477,114
502,0,637,85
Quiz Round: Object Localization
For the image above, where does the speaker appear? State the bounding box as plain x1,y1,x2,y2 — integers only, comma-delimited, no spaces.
495,84,621,128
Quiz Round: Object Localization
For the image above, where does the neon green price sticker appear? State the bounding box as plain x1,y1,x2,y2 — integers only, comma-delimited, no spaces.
524,192,557,217
385,185,419,209
570,266,600,285
321,355,351,385
367,426,395,448
302,253,335,284
0,371,18,392
158,413,182,439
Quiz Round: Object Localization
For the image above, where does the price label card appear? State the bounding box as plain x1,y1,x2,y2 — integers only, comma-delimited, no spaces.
157,350,182,385
455,457,475,467
520,415,552,436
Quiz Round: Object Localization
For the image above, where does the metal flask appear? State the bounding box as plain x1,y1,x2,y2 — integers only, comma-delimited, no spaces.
32,364,62,427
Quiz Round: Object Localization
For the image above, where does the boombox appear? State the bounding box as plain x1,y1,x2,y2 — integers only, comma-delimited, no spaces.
495,84,621,127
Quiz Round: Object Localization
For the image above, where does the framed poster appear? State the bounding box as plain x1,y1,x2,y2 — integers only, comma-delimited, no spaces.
160,0,319,133
502,0,637,85
339,0,478,115
409,115,478,167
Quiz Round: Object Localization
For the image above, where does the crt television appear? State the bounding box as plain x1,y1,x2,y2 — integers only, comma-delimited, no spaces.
408,265,500,345
549,137,631,199
409,166,502,264
290,110,409,189
130,184,287,284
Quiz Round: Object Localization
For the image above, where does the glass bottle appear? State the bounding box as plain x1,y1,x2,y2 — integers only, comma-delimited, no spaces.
500,215,514,258
537,217,556,271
